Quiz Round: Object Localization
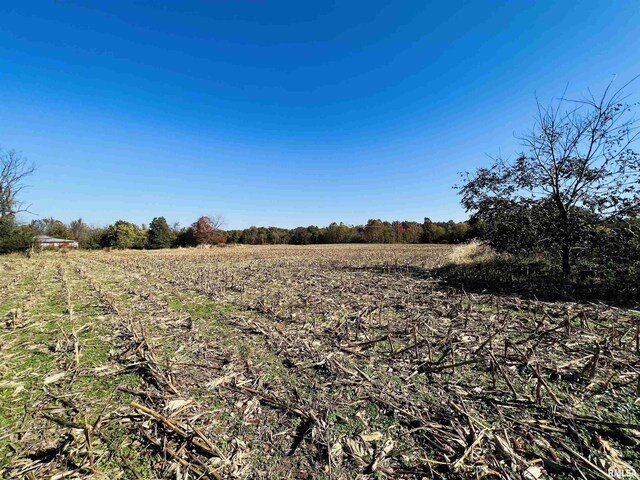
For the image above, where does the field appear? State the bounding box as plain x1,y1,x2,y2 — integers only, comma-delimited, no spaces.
1,244,639,479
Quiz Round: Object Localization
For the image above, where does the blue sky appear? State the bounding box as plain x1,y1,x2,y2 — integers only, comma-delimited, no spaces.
1,1,639,229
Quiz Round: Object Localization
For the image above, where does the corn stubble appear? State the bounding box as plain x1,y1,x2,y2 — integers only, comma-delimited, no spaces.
1,244,639,479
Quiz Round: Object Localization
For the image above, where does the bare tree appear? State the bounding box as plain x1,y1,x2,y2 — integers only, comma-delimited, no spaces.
208,213,226,232
0,148,35,219
460,78,640,276
69,218,91,243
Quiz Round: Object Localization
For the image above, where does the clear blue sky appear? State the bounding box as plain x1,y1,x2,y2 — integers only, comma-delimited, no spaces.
2,1,639,229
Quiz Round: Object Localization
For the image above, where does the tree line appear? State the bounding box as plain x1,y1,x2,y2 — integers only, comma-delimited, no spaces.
8,215,477,251
0,150,475,252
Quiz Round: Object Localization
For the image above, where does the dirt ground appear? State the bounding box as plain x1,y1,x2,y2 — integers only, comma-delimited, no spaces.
1,244,639,479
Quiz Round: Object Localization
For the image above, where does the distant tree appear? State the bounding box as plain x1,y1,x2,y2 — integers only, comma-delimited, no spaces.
267,226,289,244
392,221,422,243
224,229,242,244
191,215,225,246
391,221,404,243
69,218,91,244
242,226,268,245
82,227,106,249
307,225,322,243
363,219,385,243
47,220,71,239
192,217,214,245
289,226,312,245
102,220,146,249
29,218,71,238
147,217,174,249
421,218,446,243
30,217,55,235
403,222,424,243
174,227,197,247
239,226,255,244
460,79,640,276
446,221,471,243
211,214,226,230
324,222,350,243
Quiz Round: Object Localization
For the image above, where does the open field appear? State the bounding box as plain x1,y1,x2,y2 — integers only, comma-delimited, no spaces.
1,244,639,479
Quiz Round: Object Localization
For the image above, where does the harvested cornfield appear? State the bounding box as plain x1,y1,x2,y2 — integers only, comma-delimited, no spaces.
1,244,639,479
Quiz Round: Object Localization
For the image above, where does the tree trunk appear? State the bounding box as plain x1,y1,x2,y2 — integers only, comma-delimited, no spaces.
561,241,571,278
555,196,571,278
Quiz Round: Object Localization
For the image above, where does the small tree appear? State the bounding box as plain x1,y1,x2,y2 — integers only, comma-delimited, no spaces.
191,215,225,246
147,217,174,249
459,79,640,276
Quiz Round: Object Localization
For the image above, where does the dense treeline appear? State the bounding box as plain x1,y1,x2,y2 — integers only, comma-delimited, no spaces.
17,216,476,250
226,218,476,245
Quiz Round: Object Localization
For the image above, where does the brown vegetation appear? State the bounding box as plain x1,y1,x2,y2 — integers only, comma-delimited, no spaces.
1,245,639,479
